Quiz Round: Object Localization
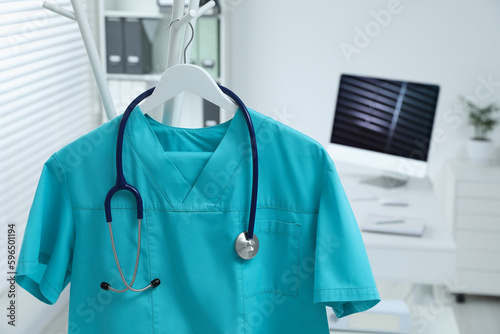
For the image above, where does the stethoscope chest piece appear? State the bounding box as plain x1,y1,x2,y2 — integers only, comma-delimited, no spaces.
235,232,259,260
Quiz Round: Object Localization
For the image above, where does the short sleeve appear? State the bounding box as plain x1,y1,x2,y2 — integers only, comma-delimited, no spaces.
15,154,75,305
313,155,380,318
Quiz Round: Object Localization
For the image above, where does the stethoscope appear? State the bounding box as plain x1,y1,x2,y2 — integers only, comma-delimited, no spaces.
100,85,259,293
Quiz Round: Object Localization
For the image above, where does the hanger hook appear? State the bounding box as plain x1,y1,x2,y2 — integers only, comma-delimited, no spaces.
165,19,195,64
165,18,180,30
183,22,194,64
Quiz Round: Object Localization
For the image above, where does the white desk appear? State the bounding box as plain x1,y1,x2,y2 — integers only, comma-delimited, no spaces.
330,305,460,334
331,163,459,333
335,162,456,286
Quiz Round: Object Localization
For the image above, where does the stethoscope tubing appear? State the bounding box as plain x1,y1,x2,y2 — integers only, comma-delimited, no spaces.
106,219,153,292
218,85,258,239
102,85,259,293
104,87,155,223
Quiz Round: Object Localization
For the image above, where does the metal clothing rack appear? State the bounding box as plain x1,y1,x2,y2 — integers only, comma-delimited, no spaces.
42,0,215,125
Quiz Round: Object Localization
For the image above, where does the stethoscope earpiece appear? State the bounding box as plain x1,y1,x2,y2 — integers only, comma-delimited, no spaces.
151,278,161,288
100,278,161,291
102,85,259,293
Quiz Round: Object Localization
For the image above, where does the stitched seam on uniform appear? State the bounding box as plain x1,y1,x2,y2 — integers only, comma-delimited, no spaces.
297,224,301,296
213,147,247,205
244,222,301,300
124,131,176,210
53,154,74,209
213,149,247,205
240,259,246,334
145,212,155,334
314,287,378,291
17,259,39,264
73,207,139,210
215,115,269,205
72,206,319,214
252,231,298,237
17,259,74,278
254,206,318,214
244,289,297,299
41,275,61,295
54,153,75,282
260,232,298,236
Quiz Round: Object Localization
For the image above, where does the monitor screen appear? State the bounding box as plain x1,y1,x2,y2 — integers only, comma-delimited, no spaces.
330,74,440,162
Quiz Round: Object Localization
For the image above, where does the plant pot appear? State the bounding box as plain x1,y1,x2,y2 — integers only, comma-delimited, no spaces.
466,139,495,164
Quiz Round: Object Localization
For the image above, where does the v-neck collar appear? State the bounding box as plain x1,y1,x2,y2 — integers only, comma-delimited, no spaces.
124,105,256,211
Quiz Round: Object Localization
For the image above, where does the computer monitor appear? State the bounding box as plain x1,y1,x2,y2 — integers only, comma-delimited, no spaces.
328,74,440,188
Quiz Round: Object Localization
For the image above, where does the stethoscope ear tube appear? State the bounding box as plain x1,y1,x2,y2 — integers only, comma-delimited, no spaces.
102,88,159,293
104,87,155,223
101,218,161,292
104,184,144,222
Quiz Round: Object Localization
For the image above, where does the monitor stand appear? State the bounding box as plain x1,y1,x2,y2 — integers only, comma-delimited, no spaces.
361,170,408,189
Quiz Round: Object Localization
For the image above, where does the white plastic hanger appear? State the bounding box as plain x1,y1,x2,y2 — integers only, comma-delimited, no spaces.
139,64,239,115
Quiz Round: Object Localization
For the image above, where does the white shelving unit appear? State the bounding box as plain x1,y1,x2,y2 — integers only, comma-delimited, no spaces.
104,10,167,19
95,0,224,126
444,159,500,300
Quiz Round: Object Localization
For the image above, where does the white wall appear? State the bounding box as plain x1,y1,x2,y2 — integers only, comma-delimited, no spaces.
224,0,500,204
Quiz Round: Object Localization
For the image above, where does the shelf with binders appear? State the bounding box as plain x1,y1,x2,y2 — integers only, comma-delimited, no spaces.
102,10,220,79
97,0,223,127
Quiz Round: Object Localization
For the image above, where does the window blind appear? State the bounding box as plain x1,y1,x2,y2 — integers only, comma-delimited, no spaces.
0,0,98,295
331,74,439,161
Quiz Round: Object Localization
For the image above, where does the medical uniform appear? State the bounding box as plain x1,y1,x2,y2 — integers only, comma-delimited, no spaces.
16,106,380,333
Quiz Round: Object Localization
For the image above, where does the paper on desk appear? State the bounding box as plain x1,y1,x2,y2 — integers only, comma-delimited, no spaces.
342,180,377,201
361,214,426,237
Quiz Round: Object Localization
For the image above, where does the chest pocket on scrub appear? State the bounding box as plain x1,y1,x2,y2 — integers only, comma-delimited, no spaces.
240,220,300,299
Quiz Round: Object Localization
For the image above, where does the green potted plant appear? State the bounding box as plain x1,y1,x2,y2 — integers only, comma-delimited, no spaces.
459,96,499,164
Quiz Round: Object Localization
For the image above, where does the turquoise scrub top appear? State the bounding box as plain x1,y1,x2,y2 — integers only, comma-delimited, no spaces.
16,106,380,333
